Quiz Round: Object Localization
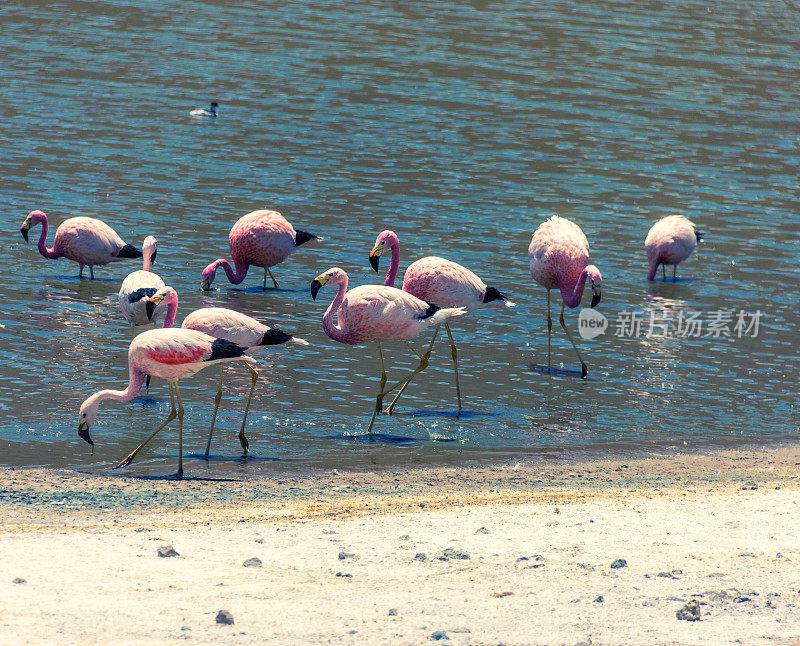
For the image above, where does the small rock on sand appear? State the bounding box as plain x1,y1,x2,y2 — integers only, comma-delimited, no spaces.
610,559,627,569
430,630,448,640
157,545,179,558
476,527,489,534
676,600,701,621
414,553,428,562
216,610,234,625
338,551,359,561
440,548,469,561
243,557,262,568
741,481,758,490
593,595,604,603
388,608,398,616
12,577,26,584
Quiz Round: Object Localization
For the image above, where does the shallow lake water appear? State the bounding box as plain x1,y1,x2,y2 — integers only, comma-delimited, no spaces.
1,1,798,475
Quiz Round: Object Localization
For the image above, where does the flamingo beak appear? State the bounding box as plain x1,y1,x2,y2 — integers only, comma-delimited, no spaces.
369,243,383,273
78,419,94,447
310,274,329,300
200,275,211,291
20,221,30,243
590,283,602,308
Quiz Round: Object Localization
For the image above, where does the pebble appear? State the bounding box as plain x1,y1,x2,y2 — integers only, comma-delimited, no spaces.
610,559,627,569
243,557,262,568
414,553,428,562
12,577,26,584
476,527,490,534
658,571,677,579
335,572,352,578
338,551,359,561
741,481,758,490
399,534,411,541
440,548,470,561
388,608,398,616
430,630,448,640
676,600,701,621
255,538,265,544
593,595,604,603
157,545,179,558
215,610,234,625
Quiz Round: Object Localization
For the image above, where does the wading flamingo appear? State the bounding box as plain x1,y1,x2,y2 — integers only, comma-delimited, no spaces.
528,215,603,378
645,215,703,281
190,101,218,118
20,210,142,279
145,286,308,457
78,328,255,479
369,230,514,416
118,236,166,326
201,210,323,291
310,267,466,436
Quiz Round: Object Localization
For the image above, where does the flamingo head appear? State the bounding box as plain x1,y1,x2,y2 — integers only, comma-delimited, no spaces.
200,263,217,291
142,236,158,267
369,230,399,273
311,267,346,300
586,265,603,308
144,286,178,320
20,210,47,242
77,397,100,448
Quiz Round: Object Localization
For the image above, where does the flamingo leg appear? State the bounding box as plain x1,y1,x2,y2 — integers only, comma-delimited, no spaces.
204,366,225,459
237,361,259,455
386,325,440,415
175,382,185,479
113,383,177,470
672,265,677,281
662,265,666,281
444,323,463,416
79,264,85,279
268,268,279,289
559,303,588,378
366,344,388,437
546,290,552,372
90,266,95,280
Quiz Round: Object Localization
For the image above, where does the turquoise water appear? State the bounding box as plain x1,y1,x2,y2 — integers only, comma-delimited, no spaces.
1,1,798,474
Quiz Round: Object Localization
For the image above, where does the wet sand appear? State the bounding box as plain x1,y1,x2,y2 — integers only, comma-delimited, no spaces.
2,446,800,645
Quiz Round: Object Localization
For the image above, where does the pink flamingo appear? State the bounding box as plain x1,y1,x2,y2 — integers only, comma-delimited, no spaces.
645,215,703,281
78,328,255,479
118,236,166,326
20,210,142,279
369,230,514,416
528,215,603,377
201,210,323,291
310,267,467,435
145,285,308,457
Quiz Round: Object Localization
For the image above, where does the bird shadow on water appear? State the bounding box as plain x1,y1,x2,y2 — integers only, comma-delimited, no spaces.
391,408,497,420
528,364,588,379
133,396,161,407
323,432,419,445
184,452,281,463
49,274,120,284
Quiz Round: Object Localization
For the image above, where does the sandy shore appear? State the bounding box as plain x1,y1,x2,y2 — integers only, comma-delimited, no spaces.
2,446,800,645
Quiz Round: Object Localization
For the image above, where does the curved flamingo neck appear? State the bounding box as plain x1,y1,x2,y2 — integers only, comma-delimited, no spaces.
384,237,400,287
212,258,249,285
561,268,590,309
646,257,660,281
321,279,350,343
162,300,178,328
86,366,146,411
31,213,59,259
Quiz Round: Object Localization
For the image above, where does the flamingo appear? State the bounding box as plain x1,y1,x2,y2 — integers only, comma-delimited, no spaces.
118,236,166,326
201,210,323,291
310,267,467,436
145,285,308,457
20,210,142,279
528,215,603,378
645,215,703,281
77,328,255,479
369,230,514,416
190,101,218,118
